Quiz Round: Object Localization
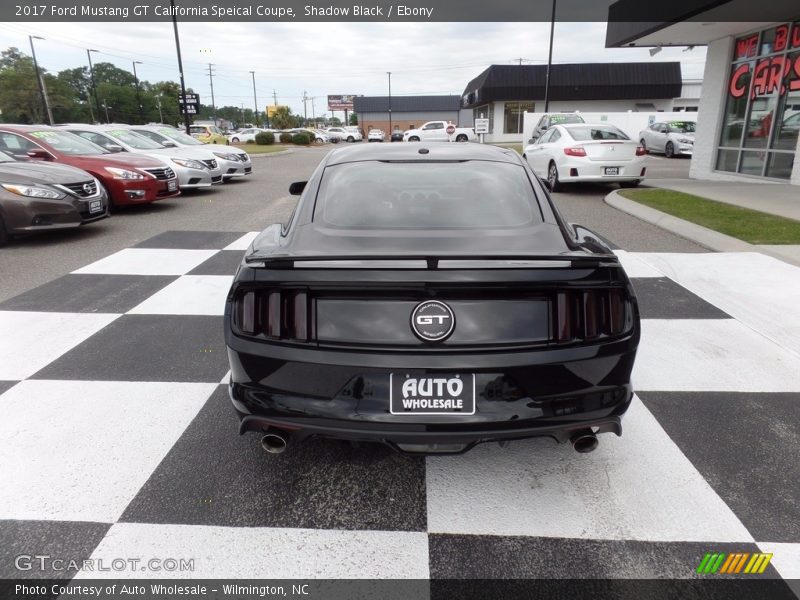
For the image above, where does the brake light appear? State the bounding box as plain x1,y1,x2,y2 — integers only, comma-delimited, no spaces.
636,146,647,156
554,289,630,343
236,289,310,342
564,146,587,157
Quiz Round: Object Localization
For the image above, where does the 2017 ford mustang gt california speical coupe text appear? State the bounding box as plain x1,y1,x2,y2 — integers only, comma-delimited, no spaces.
225,143,640,455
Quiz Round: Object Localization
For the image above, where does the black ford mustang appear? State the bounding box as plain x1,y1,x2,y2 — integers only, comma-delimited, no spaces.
225,143,640,455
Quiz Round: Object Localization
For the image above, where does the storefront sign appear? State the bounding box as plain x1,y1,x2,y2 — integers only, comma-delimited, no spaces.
729,23,800,99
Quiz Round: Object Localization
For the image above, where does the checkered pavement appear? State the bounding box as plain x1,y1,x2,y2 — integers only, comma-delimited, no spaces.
1,231,798,588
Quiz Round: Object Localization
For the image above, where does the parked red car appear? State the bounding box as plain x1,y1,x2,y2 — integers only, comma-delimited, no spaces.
0,126,180,207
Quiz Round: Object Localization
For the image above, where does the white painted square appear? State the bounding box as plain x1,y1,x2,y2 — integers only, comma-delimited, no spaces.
220,370,230,384
613,250,664,278
76,523,430,580
634,319,800,392
426,397,753,543
127,275,233,315
223,232,260,251
631,252,800,356
0,311,119,380
73,248,219,276
0,380,216,523
757,542,800,580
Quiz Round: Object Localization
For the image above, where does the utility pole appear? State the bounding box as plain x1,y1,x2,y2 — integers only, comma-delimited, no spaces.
311,97,316,124
302,91,308,122
86,49,101,124
132,60,143,123
206,63,216,126
387,71,392,134
156,95,163,123
249,71,260,127
544,0,556,112
170,0,192,134
272,89,277,106
28,35,53,125
102,99,111,123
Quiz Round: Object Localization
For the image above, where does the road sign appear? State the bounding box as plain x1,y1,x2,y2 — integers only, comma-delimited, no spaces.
179,93,200,105
446,124,456,135
179,93,200,116
474,118,490,134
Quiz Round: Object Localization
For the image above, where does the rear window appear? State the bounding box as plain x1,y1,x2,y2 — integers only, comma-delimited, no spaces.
566,126,629,141
550,114,585,124
315,161,541,229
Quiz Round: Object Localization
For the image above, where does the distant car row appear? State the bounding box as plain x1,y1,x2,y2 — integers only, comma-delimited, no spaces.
226,126,364,144
0,124,253,246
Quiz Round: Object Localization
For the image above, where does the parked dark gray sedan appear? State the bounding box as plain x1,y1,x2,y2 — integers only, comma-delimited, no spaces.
0,150,108,246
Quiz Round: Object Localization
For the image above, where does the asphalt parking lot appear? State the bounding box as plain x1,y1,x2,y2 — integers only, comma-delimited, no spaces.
1,146,798,586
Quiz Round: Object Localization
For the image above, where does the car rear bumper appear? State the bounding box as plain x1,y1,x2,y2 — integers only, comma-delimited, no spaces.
559,158,647,182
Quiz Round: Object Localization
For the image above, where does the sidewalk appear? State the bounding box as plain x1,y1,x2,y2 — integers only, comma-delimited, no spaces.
605,180,800,268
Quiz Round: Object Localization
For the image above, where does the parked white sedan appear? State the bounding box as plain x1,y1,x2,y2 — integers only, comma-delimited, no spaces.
639,120,696,158
367,129,385,142
228,128,272,144
523,123,647,191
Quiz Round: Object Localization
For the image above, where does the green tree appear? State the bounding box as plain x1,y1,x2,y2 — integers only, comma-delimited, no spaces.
0,47,44,123
270,106,298,129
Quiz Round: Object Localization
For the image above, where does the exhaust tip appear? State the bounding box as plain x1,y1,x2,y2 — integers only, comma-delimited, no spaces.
260,431,288,454
570,430,599,454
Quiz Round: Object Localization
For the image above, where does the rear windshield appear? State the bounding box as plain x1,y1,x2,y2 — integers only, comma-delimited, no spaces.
315,161,541,229
566,126,630,141
550,114,584,124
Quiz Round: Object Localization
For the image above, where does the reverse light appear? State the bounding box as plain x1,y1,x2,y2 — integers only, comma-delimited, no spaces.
636,146,647,156
1,183,64,199
564,146,587,157
104,167,145,180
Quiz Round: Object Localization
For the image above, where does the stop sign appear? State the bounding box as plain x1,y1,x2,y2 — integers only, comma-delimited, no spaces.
446,124,456,135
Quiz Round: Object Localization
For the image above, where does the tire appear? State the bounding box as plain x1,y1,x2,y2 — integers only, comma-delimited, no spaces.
408,136,420,142
665,142,675,158
231,137,240,143
347,136,354,143
0,214,8,247
547,162,562,192
619,180,641,188
640,139,648,153
455,134,468,142
98,181,115,214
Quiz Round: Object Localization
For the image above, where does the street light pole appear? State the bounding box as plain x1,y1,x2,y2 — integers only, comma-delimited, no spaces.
170,0,192,135
102,99,111,123
206,63,216,126
543,0,556,112
29,36,53,125
86,49,101,123
387,71,392,134
249,71,260,127
132,60,143,123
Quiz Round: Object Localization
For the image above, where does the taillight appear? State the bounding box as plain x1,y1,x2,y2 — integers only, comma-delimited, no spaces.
564,146,587,157
554,289,630,343
636,146,647,156
236,289,310,342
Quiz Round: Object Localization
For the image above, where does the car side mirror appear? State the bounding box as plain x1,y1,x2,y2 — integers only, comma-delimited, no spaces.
161,140,177,148
289,181,307,195
106,144,125,153
528,138,535,145
26,149,54,161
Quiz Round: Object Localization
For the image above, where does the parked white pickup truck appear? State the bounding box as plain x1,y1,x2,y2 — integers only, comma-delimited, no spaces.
403,121,476,142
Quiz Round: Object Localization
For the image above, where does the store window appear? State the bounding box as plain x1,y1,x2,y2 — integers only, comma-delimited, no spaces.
504,102,535,134
716,23,800,179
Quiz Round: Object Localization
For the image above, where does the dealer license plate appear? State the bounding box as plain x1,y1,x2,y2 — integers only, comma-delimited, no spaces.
604,167,620,175
389,373,476,415
89,200,102,213
167,180,178,191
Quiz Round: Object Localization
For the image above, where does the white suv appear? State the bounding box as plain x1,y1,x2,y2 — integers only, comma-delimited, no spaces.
326,127,362,142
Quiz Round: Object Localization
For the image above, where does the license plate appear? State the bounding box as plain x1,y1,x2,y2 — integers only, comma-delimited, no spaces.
604,167,620,175
390,374,476,415
89,200,102,213
167,180,178,191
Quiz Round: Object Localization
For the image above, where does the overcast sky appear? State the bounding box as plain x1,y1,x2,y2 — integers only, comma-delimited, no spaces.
0,21,707,116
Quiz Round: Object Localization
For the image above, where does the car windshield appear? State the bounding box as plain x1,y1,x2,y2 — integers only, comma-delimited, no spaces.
0,150,15,162
106,130,164,149
158,129,204,145
30,130,108,155
566,126,630,141
550,115,585,124
316,161,540,229
668,121,696,133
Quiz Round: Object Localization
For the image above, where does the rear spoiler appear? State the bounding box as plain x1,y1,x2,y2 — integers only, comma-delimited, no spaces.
244,253,619,269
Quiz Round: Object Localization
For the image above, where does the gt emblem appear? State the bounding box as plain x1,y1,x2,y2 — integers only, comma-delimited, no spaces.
411,300,455,343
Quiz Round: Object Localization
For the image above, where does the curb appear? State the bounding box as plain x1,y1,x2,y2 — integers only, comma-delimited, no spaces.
604,190,800,267
247,149,293,158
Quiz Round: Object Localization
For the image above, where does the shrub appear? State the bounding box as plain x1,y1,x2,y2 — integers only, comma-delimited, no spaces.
292,132,311,145
279,132,293,144
255,131,274,145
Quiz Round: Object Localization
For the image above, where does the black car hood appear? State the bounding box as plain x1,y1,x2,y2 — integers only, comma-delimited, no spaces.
249,222,611,262
0,161,92,185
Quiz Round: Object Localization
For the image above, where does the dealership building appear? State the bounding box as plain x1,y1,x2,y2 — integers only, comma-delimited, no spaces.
607,1,800,185
352,95,472,136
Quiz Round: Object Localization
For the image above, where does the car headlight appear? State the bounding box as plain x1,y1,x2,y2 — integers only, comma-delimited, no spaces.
678,138,693,144
1,183,65,199
236,153,249,161
212,152,238,161
104,167,145,180
172,158,206,169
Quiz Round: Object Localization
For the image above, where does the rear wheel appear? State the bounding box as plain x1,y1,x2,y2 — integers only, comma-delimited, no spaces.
455,134,468,142
408,136,420,142
547,162,562,192
231,137,240,143
347,136,354,143
665,142,675,158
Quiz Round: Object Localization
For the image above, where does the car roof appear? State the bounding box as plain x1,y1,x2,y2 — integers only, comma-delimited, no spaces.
0,124,56,132
324,142,522,166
